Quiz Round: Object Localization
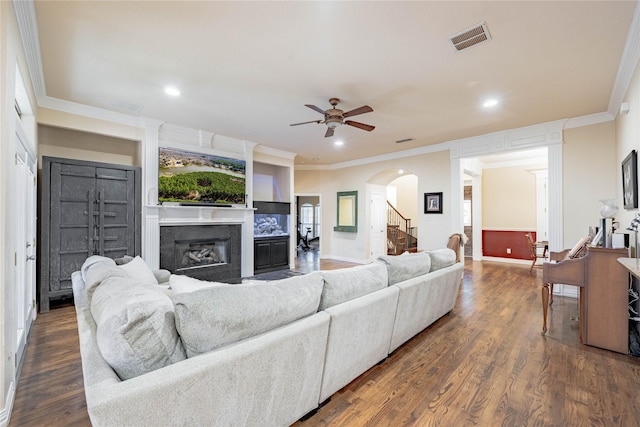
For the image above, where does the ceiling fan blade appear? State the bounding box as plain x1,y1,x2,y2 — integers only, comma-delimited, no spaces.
290,119,322,127
305,104,326,115
324,127,335,138
343,105,373,118
345,120,375,132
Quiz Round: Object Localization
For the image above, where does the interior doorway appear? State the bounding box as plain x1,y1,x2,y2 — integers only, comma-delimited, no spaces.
295,194,320,253
463,184,472,257
464,147,548,261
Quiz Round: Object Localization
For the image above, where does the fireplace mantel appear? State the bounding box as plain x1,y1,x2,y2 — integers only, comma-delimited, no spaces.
155,204,255,225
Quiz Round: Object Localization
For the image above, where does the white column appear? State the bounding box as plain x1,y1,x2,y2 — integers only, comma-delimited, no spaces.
140,118,164,269
450,156,463,232
547,143,563,251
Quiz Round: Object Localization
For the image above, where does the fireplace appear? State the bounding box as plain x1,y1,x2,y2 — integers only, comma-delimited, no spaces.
160,224,241,283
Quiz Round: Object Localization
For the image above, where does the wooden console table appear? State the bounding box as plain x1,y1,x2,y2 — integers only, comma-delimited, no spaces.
542,246,629,354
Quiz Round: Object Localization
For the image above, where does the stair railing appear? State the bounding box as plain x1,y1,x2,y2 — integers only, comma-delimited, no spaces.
387,201,418,254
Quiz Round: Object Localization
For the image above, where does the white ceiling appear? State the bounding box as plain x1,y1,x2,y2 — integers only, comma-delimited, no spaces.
30,1,637,165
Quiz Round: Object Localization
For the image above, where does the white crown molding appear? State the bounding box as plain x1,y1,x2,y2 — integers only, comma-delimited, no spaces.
451,119,565,160
254,144,297,160
608,0,640,117
39,96,141,127
13,0,45,100
564,111,615,129
297,139,452,171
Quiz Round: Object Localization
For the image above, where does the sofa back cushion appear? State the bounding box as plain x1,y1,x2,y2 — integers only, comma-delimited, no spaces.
317,263,388,310
82,256,127,303
90,277,187,380
173,273,324,357
376,252,431,285
428,248,457,272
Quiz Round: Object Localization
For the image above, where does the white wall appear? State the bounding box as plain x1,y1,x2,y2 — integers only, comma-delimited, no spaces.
564,121,618,248
295,149,453,263
1,2,39,424
389,174,418,223
616,59,640,239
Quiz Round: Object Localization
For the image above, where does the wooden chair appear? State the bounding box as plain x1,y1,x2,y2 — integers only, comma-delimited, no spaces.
525,232,547,274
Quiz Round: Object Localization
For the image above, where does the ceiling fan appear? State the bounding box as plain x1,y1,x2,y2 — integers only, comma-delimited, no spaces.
290,98,375,138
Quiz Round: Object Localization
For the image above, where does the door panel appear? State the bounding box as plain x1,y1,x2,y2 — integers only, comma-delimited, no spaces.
40,157,141,312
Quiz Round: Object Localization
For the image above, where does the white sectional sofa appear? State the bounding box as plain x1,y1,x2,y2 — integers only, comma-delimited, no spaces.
72,250,463,426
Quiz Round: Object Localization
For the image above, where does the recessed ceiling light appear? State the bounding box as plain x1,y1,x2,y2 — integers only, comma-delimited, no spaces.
483,98,498,108
398,169,404,174
334,140,344,146
164,86,181,97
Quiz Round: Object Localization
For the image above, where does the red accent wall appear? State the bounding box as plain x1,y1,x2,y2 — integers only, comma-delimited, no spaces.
482,230,536,260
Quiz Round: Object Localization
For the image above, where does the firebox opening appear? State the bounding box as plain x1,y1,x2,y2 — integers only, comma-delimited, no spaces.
175,239,229,271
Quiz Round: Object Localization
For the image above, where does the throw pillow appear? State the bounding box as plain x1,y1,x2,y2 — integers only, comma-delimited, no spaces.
376,252,431,285
118,256,158,285
428,248,457,272
169,274,229,294
173,272,323,357
91,277,187,380
318,263,388,310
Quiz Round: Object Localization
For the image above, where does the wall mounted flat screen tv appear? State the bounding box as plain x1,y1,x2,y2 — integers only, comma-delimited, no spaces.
158,147,246,205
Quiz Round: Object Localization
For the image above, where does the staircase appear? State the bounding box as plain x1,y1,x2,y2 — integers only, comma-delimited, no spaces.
387,202,418,255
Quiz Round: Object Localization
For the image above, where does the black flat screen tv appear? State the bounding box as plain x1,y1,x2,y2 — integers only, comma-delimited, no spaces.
158,147,246,205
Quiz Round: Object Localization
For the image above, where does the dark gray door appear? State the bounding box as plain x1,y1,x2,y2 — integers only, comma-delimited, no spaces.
40,157,141,312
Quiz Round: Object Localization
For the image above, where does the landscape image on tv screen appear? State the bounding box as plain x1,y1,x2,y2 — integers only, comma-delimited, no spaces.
158,147,246,205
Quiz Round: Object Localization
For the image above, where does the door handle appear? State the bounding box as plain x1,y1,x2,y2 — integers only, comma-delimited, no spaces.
26,255,36,261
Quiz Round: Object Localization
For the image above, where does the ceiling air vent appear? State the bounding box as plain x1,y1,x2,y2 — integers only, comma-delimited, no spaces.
449,21,491,51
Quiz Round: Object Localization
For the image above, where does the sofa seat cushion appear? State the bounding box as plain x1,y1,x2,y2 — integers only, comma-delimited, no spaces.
317,263,388,310
376,252,431,285
428,248,457,272
173,273,324,357
90,277,187,380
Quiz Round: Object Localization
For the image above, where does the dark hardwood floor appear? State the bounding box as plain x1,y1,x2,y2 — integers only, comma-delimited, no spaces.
11,256,640,426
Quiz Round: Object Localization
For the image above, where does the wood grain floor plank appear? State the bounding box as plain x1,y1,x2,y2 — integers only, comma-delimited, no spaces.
11,259,640,427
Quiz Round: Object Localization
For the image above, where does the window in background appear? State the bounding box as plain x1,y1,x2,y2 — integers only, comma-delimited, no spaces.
300,203,313,239
314,203,320,238
463,200,472,226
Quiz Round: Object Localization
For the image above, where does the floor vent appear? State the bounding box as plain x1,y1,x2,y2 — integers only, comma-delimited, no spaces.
449,21,491,51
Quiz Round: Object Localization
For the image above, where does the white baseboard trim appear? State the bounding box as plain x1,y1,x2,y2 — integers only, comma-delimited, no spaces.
481,256,530,265
321,254,369,264
0,380,16,427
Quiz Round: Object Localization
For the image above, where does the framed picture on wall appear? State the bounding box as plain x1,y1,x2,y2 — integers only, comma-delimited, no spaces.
622,150,638,209
424,192,443,214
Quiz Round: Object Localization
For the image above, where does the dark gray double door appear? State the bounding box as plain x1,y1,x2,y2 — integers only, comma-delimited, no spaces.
40,157,141,311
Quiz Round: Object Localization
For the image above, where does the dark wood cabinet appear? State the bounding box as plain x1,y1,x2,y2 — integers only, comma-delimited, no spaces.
254,237,289,274
39,157,141,311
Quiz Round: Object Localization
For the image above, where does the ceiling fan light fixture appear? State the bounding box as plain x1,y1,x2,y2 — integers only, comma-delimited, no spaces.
326,117,342,128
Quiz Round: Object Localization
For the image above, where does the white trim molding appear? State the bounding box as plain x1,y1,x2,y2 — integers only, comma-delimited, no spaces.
608,0,640,118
